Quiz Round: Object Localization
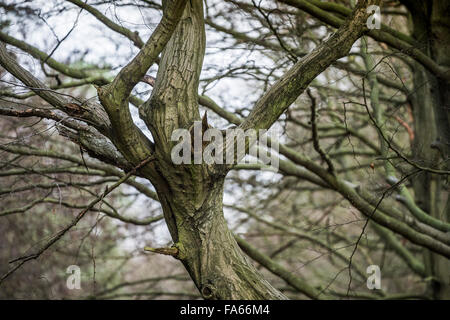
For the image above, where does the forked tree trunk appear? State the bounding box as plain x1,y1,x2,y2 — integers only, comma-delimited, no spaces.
406,0,450,299
139,0,287,299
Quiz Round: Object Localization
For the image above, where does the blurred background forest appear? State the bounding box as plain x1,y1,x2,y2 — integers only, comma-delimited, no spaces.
0,0,449,299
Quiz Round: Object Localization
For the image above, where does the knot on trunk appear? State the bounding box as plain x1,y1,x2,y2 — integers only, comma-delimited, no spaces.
200,283,215,300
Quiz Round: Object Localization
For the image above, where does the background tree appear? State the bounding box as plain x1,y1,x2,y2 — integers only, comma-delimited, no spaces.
0,0,448,299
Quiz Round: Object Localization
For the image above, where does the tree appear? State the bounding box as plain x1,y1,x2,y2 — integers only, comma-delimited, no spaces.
0,0,449,300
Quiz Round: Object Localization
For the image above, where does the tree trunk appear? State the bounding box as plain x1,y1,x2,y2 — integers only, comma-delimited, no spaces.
407,0,450,299
139,0,286,300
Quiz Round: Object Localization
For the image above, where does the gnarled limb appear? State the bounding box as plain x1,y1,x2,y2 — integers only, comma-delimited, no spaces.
96,0,187,168
240,0,379,133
